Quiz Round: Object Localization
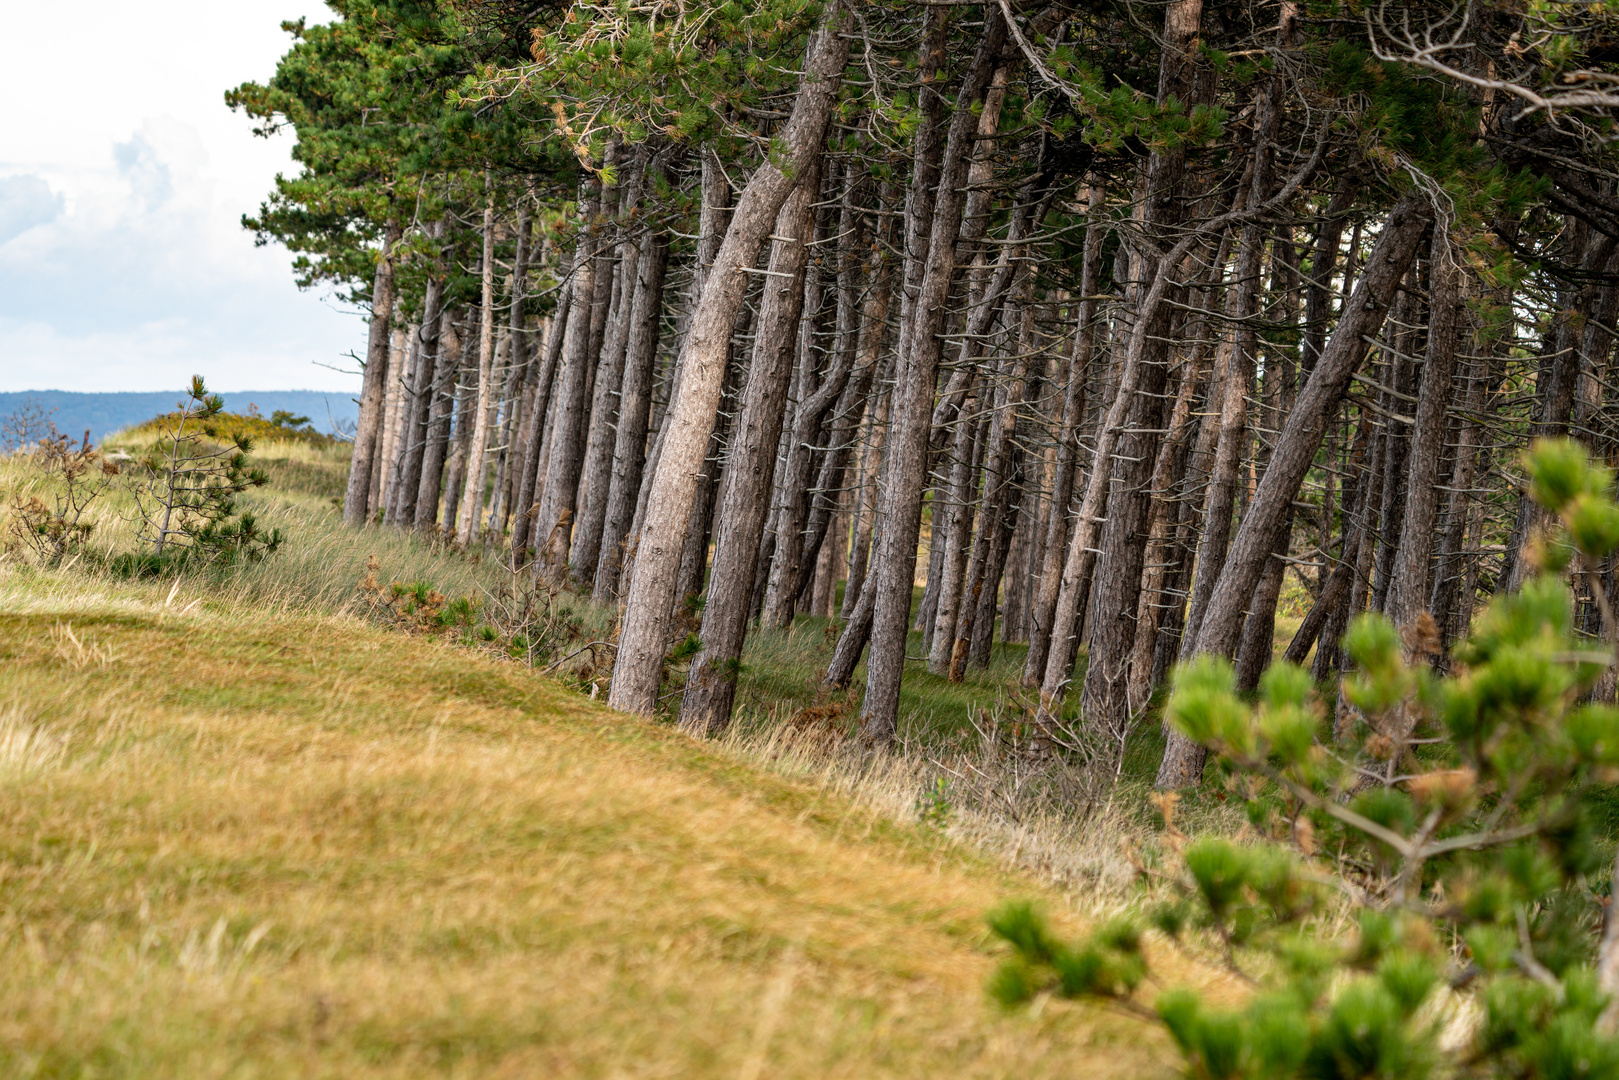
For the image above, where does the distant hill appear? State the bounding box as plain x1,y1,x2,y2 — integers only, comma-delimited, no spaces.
0,390,359,445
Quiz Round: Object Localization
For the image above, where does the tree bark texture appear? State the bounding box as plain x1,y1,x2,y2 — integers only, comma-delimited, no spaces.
609,8,851,716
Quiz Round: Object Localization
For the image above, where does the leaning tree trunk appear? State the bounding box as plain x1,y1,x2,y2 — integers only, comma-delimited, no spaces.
343,216,402,526
415,308,464,531
1386,244,1463,629
594,231,670,603
1156,193,1431,788
533,179,606,575
608,7,851,716
680,157,824,736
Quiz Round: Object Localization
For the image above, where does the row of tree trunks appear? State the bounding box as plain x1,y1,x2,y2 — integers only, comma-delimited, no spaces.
607,6,852,715
1155,192,1432,787
679,147,827,735
855,10,1009,744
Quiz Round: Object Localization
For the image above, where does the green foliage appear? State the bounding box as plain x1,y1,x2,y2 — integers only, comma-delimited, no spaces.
121,377,284,573
990,438,1619,1077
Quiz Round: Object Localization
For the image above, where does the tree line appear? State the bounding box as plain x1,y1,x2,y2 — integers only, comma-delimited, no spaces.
234,0,1619,784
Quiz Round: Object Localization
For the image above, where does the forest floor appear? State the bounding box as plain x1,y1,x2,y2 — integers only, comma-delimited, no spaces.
0,573,1211,1077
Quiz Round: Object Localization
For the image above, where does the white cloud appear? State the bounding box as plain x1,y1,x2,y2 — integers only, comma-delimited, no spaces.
0,1,364,394
0,175,62,245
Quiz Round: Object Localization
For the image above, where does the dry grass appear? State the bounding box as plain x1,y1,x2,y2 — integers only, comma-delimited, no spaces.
0,570,1207,1078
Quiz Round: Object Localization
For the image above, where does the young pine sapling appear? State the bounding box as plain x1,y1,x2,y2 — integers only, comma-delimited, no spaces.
990,437,1619,1080
129,376,283,567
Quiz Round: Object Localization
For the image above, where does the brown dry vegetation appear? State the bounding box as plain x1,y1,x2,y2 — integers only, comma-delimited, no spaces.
0,567,1199,1077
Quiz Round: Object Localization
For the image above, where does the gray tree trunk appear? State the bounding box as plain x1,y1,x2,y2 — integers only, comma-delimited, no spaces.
1023,192,1102,685
344,217,402,526
857,15,1009,744
510,278,571,565
574,154,651,581
456,180,500,546
609,8,851,715
594,231,670,603
680,158,825,736
1156,194,1431,787
414,305,464,530
533,181,605,574
389,223,450,527
1386,246,1463,629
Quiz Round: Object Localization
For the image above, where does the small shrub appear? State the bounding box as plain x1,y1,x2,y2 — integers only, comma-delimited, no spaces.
4,429,119,564
124,376,283,570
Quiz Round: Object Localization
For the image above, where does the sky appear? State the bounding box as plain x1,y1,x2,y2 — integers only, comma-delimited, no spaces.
0,1,364,394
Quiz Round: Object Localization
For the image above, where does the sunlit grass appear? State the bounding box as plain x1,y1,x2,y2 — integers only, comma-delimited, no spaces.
0,590,1189,1078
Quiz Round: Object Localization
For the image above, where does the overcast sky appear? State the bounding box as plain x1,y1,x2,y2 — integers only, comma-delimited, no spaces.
0,1,363,394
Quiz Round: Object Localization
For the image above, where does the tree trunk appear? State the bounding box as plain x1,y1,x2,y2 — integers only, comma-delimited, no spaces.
574,153,651,582
1156,194,1431,787
1024,192,1102,685
373,315,407,518
389,224,450,527
952,261,1037,679
441,328,477,536
1386,246,1463,628
609,8,851,716
758,166,868,629
533,178,606,575
490,209,535,541
929,401,984,671
857,16,1009,744
1502,226,1612,592
456,180,500,547
594,230,671,603
1035,0,1210,730
1233,224,1304,691
343,217,402,526
510,288,570,564
1430,324,1495,649
414,306,463,531
680,158,825,736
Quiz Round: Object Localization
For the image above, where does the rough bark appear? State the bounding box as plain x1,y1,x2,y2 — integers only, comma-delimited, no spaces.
594,231,670,603
533,186,605,575
1156,194,1431,787
343,217,401,526
510,277,571,564
929,401,983,671
680,161,824,736
1023,191,1102,685
857,13,1009,744
389,225,449,527
1035,0,1212,729
758,166,868,628
609,9,851,716
1387,247,1463,628
414,307,464,531
574,154,651,581
456,182,500,547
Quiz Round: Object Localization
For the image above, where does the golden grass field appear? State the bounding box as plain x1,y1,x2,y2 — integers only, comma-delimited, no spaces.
0,565,1205,1078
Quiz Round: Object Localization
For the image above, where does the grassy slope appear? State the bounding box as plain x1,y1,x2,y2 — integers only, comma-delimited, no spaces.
0,579,1181,1078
